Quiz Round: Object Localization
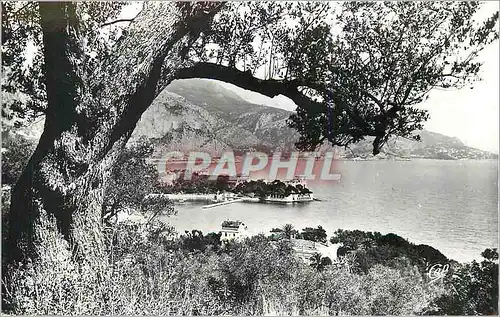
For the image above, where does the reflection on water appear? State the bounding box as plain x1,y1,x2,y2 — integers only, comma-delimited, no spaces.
163,159,498,262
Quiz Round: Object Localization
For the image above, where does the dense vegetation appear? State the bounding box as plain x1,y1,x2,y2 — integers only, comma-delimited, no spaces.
271,224,327,243
159,173,313,199
430,249,498,315
330,229,450,273
233,180,312,198
4,212,496,315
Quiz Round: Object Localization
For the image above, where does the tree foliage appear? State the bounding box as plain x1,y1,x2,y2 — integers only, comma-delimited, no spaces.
3,2,498,155
309,252,332,272
330,229,449,273
282,223,298,239
181,2,499,154
286,2,499,154
430,248,498,315
1,2,127,125
1,130,36,185
232,179,312,198
299,225,327,243
102,137,172,222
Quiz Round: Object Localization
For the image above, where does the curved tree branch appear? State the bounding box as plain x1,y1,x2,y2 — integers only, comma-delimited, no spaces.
174,62,389,154
175,62,326,113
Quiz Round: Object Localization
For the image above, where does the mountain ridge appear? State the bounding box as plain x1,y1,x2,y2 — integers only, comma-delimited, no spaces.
11,79,496,160
129,79,498,160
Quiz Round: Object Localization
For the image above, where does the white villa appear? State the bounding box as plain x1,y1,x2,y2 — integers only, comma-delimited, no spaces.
263,192,314,203
220,220,248,242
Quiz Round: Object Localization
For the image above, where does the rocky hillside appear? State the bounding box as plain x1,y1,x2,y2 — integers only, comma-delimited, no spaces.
129,79,497,160
130,79,299,157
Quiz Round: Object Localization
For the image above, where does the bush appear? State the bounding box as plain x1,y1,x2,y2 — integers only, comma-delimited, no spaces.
298,226,327,243
1,130,36,185
102,137,167,222
331,229,448,272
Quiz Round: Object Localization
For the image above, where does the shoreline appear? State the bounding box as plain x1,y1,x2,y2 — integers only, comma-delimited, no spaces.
164,193,315,204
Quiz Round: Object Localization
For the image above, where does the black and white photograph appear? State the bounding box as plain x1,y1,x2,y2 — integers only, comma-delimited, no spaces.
1,1,499,315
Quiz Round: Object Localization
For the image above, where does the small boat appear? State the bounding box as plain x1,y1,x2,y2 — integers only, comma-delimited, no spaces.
177,199,187,204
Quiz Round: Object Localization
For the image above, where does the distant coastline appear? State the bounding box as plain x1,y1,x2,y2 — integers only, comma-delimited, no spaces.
336,156,499,161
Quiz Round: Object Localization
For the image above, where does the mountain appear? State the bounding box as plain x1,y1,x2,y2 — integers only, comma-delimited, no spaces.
130,79,299,157
128,79,497,160
336,130,498,160
7,79,495,161
166,79,299,152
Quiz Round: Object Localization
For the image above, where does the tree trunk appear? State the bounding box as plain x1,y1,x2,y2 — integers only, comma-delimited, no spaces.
5,2,221,313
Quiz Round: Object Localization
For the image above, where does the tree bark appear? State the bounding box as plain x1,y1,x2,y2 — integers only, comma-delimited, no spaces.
5,2,221,313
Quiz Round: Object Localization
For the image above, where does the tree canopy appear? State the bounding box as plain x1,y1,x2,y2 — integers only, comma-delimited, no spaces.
3,2,498,154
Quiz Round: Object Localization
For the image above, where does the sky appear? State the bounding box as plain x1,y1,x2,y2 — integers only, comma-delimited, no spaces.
417,42,499,154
